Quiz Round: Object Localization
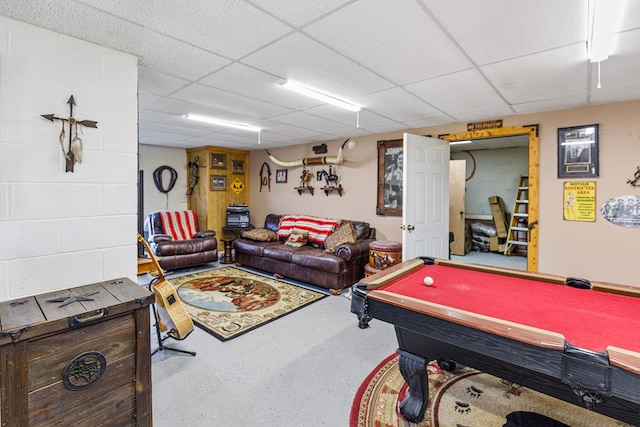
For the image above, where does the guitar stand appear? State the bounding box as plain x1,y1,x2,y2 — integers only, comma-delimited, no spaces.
148,278,196,357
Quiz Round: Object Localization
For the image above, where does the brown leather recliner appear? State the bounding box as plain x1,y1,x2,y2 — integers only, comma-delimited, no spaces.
144,210,218,271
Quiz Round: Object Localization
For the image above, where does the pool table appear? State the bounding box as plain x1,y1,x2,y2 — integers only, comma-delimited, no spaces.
350,257,640,425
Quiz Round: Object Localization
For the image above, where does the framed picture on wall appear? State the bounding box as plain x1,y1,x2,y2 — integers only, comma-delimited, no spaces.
557,124,599,178
376,139,403,216
232,160,245,174
276,169,287,184
210,153,226,169
210,175,227,191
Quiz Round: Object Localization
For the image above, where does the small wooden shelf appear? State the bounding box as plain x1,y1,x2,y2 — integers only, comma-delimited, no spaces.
321,186,343,197
295,186,314,196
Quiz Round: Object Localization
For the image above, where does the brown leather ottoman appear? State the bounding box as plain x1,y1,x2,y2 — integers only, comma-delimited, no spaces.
364,264,384,277
368,240,402,270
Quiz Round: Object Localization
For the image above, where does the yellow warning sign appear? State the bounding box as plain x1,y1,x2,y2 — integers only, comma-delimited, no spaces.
563,181,596,221
230,178,245,195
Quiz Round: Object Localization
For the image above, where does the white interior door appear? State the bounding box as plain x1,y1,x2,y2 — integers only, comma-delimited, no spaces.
402,133,450,260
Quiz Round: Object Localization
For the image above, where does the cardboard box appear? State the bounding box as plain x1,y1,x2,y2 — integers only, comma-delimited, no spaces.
489,236,499,251
488,196,508,238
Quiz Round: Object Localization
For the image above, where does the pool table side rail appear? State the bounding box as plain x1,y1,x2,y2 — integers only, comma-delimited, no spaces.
358,258,425,290
372,289,566,351
609,347,640,375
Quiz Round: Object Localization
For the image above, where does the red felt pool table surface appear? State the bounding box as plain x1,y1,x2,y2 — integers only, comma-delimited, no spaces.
365,258,640,373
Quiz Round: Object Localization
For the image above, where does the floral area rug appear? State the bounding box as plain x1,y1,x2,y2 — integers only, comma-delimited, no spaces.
170,267,327,341
350,354,630,427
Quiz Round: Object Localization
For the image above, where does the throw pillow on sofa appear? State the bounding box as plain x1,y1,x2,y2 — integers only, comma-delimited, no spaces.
241,228,278,242
323,221,357,254
285,229,309,247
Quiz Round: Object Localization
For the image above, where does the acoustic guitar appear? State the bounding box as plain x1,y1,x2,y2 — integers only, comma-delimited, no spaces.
138,234,194,339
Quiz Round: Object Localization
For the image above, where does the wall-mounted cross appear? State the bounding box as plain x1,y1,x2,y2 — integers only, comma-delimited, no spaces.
41,95,98,173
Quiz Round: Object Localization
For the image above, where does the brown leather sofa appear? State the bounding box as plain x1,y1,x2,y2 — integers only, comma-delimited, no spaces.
234,214,376,294
144,210,218,271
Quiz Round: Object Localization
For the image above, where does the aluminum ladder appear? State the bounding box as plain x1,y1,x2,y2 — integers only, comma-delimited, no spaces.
504,176,529,256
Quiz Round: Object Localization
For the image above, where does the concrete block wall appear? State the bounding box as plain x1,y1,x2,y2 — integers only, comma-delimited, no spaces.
451,147,528,218
0,16,138,300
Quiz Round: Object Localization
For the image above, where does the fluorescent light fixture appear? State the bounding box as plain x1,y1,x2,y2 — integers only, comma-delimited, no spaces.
588,0,625,62
184,114,261,132
450,140,472,146
281,81,361,112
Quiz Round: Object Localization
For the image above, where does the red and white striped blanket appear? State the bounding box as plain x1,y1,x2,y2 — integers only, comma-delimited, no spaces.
277,214,342,245
157,210,199,241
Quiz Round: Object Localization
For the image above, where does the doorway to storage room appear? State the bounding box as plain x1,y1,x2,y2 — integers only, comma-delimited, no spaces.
443,126,538,272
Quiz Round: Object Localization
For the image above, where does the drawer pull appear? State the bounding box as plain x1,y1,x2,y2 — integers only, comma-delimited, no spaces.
68,308,109,327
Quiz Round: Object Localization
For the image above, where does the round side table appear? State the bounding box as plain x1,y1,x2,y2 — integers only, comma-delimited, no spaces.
220,238,234,264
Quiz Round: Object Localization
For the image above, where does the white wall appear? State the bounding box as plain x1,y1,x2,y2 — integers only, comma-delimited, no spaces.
139,144,188,217
451,147,528,218
0,17,138,300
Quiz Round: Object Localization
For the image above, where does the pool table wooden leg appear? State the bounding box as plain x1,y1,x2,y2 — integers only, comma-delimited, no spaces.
397,349,428,423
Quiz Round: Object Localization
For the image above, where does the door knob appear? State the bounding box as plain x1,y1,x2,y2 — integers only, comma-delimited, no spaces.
407,225,415,231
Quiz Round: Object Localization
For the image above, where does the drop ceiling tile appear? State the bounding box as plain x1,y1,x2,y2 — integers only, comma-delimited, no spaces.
138,127,190,141
138,68,190,96
270,111,356,134
589,85,640,105
620,1,640,31
137,119,213,138
303,105,398,129
242,32,393,97
449,106,516,123
405,69,508,114
481,44,587,105
249,0,352,27
138,93,162,109
305,0,472,85
170,83,292,119
141,97,198,116
262,121,330,140
136,33,231,81
422,0,587,65
258,132,303,145
198,63,321,109
403,116,455,129
511,93,587,114
0,1,146,56
76,0,293,59
364,122,413,135
352,87,443,122
143,0,292,59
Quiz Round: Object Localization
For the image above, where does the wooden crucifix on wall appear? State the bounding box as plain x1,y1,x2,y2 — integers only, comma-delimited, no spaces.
41,95,98,173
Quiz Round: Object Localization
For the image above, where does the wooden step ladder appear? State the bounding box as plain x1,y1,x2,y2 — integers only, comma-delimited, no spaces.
504,176,529,256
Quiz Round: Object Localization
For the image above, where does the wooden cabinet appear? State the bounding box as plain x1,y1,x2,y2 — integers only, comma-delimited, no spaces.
187,146,250,248
0,278,154,427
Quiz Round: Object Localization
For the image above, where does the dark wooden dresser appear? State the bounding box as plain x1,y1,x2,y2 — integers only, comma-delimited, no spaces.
0,278,154,427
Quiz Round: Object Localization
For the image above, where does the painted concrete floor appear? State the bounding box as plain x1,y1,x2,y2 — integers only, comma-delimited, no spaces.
145,252,525,426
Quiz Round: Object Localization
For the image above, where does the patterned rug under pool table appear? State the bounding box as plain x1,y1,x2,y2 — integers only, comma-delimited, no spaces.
350,354,631,427
170,266,327,341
